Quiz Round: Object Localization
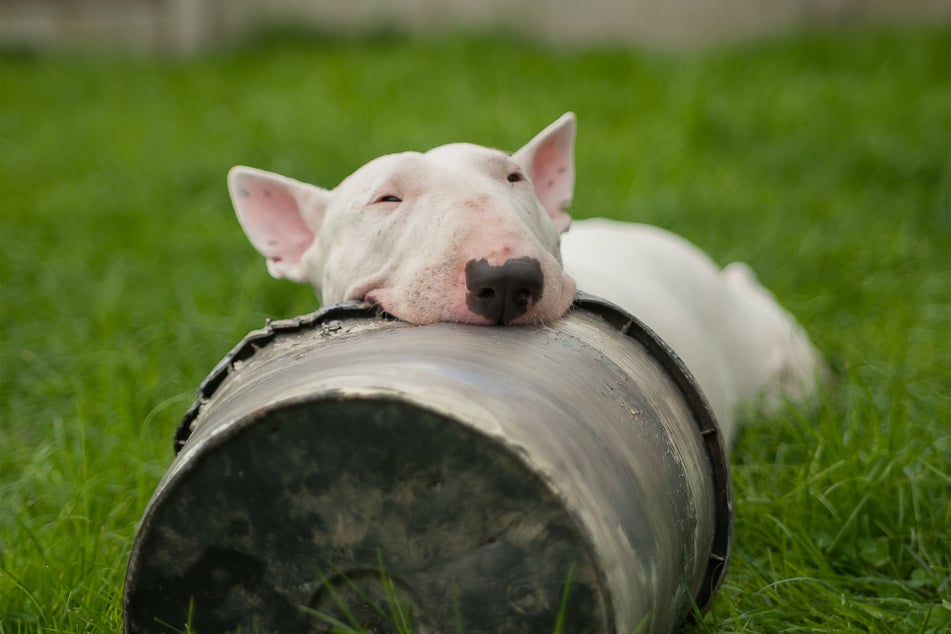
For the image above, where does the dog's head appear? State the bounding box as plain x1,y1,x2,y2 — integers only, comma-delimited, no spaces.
229,113,578,325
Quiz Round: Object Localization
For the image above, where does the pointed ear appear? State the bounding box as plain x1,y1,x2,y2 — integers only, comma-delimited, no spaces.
228,166,329,283
512,112,576,233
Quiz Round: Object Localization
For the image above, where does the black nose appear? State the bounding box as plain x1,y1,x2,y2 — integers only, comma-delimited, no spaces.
465,257,545,325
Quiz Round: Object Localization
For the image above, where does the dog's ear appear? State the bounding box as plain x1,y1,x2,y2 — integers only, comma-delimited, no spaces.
228,166,329,283
513,112,576,233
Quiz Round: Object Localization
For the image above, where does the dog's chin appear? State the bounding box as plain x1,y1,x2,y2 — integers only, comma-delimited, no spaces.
362,293,464,326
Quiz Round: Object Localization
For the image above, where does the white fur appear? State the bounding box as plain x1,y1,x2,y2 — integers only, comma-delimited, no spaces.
229,112,822,446
561,219,821,442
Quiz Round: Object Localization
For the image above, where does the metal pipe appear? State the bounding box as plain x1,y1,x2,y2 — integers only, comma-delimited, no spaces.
124,294,732,633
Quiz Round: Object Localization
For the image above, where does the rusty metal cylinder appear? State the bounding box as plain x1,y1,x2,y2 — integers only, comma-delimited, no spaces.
123,295,732,633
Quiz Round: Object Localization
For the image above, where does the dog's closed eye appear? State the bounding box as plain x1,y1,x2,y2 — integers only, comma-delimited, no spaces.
375,194,402,203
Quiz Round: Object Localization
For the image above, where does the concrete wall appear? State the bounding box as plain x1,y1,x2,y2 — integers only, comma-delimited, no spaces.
1,0,948,55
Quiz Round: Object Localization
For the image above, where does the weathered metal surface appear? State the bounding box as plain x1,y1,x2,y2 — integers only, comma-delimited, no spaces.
124,294,732,633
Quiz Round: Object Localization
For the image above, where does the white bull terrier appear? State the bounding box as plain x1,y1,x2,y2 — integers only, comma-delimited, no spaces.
228,112,821,446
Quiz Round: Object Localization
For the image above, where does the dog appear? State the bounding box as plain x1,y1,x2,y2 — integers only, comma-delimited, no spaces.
227,113,822,445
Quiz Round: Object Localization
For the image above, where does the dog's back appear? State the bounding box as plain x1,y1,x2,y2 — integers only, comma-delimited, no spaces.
561,218,822,445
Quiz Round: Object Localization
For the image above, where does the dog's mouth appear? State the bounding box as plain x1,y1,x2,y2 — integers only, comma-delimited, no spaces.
361,278,574,327
362,292,391,316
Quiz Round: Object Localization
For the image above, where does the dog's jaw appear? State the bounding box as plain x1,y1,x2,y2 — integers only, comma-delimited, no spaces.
353,267,576,326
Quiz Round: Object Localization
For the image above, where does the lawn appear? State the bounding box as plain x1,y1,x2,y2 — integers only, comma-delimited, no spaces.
1,26,949,633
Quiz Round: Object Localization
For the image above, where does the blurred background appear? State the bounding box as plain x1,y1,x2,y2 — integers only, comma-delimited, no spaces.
1,0,948,55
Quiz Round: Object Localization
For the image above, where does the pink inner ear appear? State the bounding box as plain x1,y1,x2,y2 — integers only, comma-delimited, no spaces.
235,176,315,272
531,137,573,232
534,148,570,207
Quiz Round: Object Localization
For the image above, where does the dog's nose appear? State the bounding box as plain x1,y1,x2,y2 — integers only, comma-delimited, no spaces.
465,257,544,325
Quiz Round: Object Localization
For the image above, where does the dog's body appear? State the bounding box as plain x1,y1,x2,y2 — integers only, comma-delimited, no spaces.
561,218,820,440
229,113,821,446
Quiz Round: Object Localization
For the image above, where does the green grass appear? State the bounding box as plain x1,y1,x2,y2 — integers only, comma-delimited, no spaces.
1,26,949,633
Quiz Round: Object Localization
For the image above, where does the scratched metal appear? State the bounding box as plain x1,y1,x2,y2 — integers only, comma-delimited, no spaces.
124,295,732,634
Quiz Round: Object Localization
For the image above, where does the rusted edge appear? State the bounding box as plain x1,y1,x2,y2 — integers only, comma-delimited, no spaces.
172,301,385,453
571,292,734,620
